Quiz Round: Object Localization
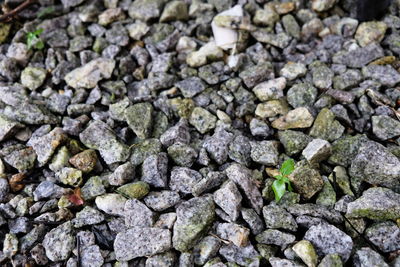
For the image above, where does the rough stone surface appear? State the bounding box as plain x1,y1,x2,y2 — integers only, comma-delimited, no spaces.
114,227,172,261
304,223,353,261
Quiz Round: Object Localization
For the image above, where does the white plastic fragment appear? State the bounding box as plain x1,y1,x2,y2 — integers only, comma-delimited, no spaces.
211,5,243,50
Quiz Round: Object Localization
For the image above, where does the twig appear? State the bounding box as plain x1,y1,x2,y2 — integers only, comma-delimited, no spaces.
0,0,37,22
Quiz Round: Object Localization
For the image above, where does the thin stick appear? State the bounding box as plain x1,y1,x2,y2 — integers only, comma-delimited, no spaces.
0,0,37,22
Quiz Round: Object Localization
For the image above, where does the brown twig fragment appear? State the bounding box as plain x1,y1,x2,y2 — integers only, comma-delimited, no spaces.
0,0,37,22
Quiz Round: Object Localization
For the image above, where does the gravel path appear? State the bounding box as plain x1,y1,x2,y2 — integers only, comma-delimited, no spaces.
0,0,399,266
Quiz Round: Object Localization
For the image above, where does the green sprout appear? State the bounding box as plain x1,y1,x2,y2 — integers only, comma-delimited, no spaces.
26,28,44,50
272,158,295,202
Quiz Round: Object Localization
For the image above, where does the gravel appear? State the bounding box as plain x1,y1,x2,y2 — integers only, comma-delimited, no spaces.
0,0,398,266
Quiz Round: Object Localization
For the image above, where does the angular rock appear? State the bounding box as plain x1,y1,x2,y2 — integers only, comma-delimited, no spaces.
160,119,190,147
144,190,181,211
65,58,115,89
193,236,221,265
95,193,126,216
371,115,400,140
332,43,384,68
114,227,172,261
289,162,323,200
309,108,344,142
216,223,250,247
79,120,130,165
203,129,234,165
72,206,105,228
253,77,286,102
262,204,297,231
346,187,400,221
116,181,149,199
272,107,314,130
109,162,135,186
125,102,153,139
304,223,353,261
173,195,215,252
349,141,400,186
302,139,331,165
124,199,156,227
287,83,318,108
141,152,168,188
280,62,307,81
250,140,279,166
353,247,389,267
213,181,242,221
42,222,75,262
29,127,67,167
170,167,203,194
355,21,387,47
189,107,217,134
365,221,400,253
21,67,47,90
256,229,296,248
226,164,263,213
176,77,206,98
292,240,318,267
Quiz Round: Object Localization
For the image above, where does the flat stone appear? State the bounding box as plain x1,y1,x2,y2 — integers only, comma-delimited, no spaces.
128,0,165,21
116,181,149,199
304,223,353,262
362,65,400,87
114,227,172,261
332,43,384,68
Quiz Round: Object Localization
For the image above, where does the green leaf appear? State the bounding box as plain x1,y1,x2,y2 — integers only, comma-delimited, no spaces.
33,28,43,35
34,40,44,50
26,33,36,50
272,179,286,202
280,158,295,176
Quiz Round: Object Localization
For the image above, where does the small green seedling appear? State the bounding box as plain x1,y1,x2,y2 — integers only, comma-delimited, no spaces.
26,28,44,50
272,158,295,202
